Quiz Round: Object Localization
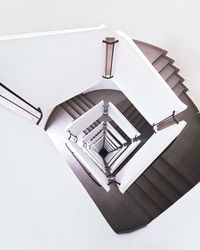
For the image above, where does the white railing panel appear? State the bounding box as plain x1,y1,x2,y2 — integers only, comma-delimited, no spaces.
114,30,187,125
91,137,104,151
116,121,187,193
110,140,141,173
108,102,140,138
89,130,103,146
107,146,127,166
83,121,104,143
107,122,126,144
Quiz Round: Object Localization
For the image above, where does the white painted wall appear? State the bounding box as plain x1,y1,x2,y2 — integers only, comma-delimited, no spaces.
108,102,140,138
0,25,105,111
111,141,141,173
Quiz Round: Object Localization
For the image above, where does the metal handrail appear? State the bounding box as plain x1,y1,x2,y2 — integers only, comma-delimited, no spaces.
0,82,43,125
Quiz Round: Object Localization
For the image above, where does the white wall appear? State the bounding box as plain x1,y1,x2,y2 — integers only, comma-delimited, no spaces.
0,25,105,111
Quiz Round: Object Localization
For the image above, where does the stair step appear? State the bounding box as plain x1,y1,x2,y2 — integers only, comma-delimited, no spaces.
153,158,192,194
153,56,171,72
67,99,85,115
73,96,90,112
160,64,176,81
144,167,181,203
130,112,142,125
61,102,79,119
162,153,199,186
79,94,95,108
136,118,147,131
177,164,200,186
124,105,136,118
127,184,162,218
166,74,181,89
172,83,186,97
134,40,166,63
127,109,139,121
136,175,172,210
133,114,143,128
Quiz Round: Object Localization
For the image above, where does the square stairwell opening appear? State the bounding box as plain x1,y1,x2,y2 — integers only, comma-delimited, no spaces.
99,147,109,158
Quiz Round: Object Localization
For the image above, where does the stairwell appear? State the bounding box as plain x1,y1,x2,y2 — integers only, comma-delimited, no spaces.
46,39,200,234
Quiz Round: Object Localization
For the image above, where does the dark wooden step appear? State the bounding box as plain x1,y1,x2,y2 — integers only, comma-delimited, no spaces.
124,105,136,118
73,96,90,111
166,74,181,89
67,99,85,115
172,83,186,97
136,175,172,211
127,109,140,122
61,102,79,119
153,158,192,194
153,56,171,72
79,94,95,108
144,167,181,203
127,184,162,218
160,64,176,81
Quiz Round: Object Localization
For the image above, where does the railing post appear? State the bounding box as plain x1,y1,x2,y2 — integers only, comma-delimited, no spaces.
102,38,119,79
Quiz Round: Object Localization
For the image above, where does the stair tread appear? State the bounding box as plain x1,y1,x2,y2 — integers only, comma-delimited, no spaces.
136,118,147,131
135,41,165,63
166,74,181,88
153,158,192,194
67,99,85,115
124,105,136,118
61,102,79,119
128,184,162,218
162,154,199,186
79,94,94,108
172,83,186,97
127,109,139,121
160,64,176,80
136,175,172,210
144,167,181,203
73,96,90,111
153,56,171,72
